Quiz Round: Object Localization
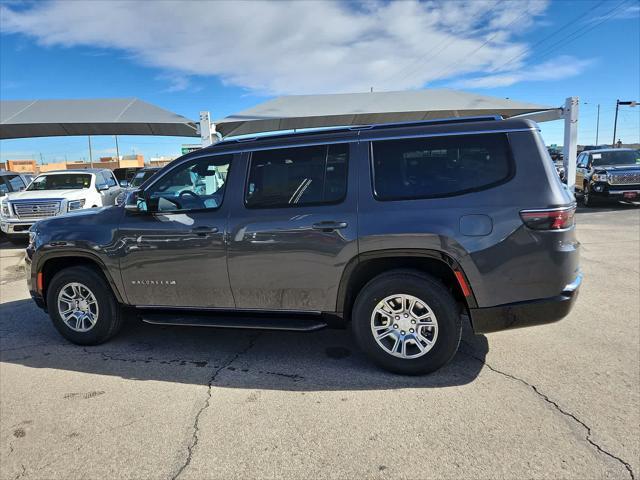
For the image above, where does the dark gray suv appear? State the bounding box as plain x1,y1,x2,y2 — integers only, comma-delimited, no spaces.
26,116,581,374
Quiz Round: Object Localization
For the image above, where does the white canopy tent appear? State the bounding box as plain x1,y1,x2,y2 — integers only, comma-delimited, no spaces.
209,89,577,188
0,98,199,139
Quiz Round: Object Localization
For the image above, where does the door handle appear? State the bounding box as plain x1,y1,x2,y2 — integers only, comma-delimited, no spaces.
191,226,219,236
311,221,348,232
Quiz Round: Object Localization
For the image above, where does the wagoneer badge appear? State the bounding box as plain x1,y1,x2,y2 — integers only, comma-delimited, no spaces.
131,280,177,286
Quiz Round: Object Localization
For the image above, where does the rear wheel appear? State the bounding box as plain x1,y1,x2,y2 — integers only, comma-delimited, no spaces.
46,266,123,345
352,270,461,375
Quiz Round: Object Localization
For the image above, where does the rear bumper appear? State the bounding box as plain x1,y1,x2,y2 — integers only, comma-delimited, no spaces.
470,272,582,334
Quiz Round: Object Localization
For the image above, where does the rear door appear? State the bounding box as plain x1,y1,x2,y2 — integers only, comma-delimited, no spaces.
226,141,359,312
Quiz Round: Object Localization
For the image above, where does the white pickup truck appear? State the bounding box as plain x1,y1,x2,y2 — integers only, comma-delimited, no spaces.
0,169,121,243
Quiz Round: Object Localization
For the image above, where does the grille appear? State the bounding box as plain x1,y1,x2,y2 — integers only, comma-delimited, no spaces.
13,201,61,219
609,172,640,185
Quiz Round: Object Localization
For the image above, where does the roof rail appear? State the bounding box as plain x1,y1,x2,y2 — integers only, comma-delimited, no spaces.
353,115,503,131
216,115,503,146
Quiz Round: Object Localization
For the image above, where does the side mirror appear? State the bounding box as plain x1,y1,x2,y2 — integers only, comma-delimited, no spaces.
97,183,109,192
119,180,129,187
124,190,149,213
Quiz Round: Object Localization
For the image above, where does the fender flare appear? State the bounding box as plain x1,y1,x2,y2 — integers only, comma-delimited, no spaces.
335,248,477,313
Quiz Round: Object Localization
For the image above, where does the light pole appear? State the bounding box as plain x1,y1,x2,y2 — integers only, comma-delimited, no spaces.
88,135,94,167
595,104,600,146
612,100,637,147
115,135,120,164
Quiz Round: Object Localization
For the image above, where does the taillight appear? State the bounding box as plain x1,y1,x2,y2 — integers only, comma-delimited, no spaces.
520,206,576,230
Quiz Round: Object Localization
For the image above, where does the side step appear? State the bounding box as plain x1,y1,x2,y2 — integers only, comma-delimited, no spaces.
139,311,328,332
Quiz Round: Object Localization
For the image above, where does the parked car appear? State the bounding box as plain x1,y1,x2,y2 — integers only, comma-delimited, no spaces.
575,148,640,206
26,117,581,375
113,167,142,187
0,170,31,197
115,167,160,206
1,169,121,242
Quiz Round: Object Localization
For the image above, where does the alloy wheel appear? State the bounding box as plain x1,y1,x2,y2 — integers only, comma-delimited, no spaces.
57,282,100,332
370,293,438,359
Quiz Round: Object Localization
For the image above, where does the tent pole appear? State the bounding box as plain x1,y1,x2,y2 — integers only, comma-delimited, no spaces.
562,97,579,192
200,111,218,147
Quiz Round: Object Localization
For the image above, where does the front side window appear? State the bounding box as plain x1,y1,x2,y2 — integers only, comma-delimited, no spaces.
144,155,231,212
104,172,117,187
371,133,512,200
245,144,348,209
27,174,92,191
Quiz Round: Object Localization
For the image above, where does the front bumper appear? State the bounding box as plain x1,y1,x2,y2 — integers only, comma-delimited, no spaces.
590,182,640,201
1,218,34,235
469,272,582,334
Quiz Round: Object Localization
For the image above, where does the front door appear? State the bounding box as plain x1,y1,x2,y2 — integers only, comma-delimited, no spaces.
117,153,235,308
227,142,359,312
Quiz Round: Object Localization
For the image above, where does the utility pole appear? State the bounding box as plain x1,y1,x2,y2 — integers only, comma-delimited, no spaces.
88,135,94,167
595,104,600,145
115,135,120,163
613,99,638,147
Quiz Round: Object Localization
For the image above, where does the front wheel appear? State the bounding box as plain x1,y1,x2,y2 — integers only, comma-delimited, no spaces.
351,270,461,375
583,183,598,207
46,266,123,345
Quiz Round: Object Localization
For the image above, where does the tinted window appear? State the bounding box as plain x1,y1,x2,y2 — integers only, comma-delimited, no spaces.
143,155,231,212
27,174,92,190
245,144,348,208
104,171,117,187
131,169,158,187
371,134,512,200
4,175,26,192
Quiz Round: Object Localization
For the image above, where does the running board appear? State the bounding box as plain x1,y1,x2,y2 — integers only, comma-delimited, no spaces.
139,311,328,332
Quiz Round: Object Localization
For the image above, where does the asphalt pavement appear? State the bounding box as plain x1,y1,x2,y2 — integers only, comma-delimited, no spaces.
1,205,638,480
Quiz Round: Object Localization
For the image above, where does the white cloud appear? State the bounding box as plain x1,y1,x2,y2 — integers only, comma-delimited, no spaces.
453,55,595,88
1,0,561,95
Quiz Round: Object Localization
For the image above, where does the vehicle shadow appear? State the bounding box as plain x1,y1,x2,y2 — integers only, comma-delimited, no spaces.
575,201,639,214
0,299,490,391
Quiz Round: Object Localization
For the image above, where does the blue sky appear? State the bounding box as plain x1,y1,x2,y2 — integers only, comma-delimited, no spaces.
1,0,638,165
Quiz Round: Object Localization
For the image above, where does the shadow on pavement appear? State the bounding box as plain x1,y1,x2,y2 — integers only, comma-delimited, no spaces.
0,298,489,391
575,201,639,215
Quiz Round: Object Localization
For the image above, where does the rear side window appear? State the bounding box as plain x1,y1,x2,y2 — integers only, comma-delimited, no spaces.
245,144,348,208
371,133,513,200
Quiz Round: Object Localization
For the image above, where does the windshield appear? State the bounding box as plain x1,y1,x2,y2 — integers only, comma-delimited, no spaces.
130,170,157,187
592,150,639,167
27,174,92,191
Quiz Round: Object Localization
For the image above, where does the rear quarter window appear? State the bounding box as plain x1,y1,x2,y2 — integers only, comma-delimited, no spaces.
371,133,513,200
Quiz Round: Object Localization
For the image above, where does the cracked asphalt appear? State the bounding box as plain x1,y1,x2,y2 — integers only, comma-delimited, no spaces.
1,205,638,480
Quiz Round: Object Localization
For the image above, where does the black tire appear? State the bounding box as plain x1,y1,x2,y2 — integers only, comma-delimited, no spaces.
46,265,123,345
583,183,598,207
351,270,461,375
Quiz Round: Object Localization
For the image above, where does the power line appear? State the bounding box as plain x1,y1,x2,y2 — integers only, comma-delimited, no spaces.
487,0,609,73
514,0,633,67
381,0,503,87
436,7,531,81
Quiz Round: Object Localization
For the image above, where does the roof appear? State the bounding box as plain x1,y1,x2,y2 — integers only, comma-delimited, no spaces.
197,116,536,157
0,98,199,139
37,169,106,174
215,89,555,137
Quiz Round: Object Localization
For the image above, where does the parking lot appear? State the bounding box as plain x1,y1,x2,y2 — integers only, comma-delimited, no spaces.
0,205,638,480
